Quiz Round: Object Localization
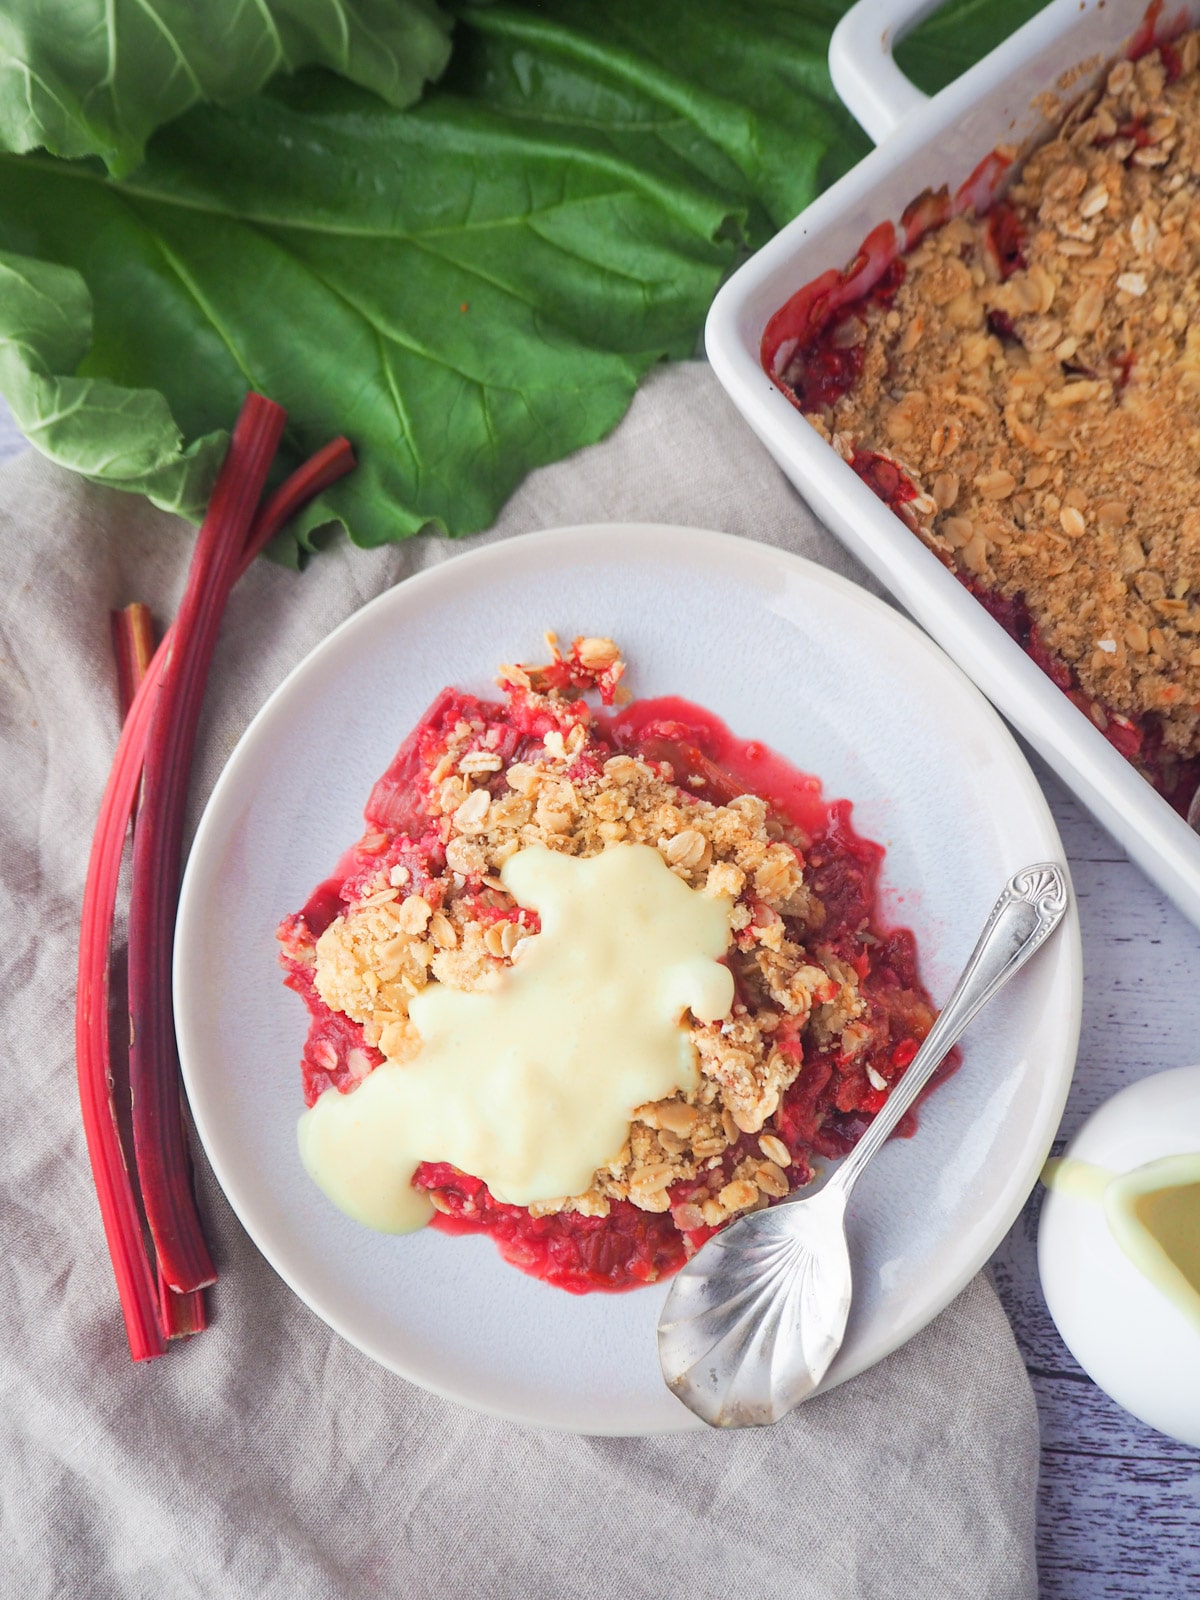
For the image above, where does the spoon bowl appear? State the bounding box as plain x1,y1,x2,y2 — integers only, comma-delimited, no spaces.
658,862,1070,1427
658,1181,850,1427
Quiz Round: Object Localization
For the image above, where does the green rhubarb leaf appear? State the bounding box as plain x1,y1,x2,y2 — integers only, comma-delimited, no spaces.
453,0,868,241
0,250,224,515
0,0,453,177
0,0,1044,552
897,0,1050,97
0,1,869,550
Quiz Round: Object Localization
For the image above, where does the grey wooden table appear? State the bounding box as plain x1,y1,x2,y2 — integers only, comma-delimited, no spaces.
991,777,1200,1599
3,403,1196,1597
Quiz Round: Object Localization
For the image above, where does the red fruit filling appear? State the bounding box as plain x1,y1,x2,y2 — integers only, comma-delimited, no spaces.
278,647,946,1294
762,33,1200,820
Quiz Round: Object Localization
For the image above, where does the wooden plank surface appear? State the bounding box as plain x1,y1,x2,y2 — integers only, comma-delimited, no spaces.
991,763,1200,1598
3,399,1198,1595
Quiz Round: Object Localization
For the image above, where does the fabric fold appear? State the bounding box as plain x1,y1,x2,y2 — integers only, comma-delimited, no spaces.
0,365,1038,1600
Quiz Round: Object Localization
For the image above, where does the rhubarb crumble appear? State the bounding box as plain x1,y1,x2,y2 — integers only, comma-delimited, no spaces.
277,636,940,1292
769,34,1200,812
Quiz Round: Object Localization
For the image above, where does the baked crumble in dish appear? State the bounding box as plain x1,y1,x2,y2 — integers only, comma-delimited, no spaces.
277,636,942,1293
764,31,1200,816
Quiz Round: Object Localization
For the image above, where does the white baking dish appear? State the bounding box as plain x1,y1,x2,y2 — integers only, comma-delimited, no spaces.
707,0,1200,928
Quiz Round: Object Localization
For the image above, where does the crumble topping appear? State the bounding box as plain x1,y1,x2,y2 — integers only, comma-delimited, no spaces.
797,36,1200,761
282,637,886,1234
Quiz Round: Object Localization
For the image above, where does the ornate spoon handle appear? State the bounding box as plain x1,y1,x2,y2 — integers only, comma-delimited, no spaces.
826,862,1070,1201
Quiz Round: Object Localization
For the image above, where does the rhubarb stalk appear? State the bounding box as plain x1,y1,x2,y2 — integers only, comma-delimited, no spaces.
111,603,155,716
77,418,356,1355
128,393,286,1293
113,606,211,1339
76,664,169,1359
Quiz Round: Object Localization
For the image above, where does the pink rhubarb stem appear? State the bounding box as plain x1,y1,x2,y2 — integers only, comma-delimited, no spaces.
75,668,169,1360
128,393,287,1293
76,429,355,1351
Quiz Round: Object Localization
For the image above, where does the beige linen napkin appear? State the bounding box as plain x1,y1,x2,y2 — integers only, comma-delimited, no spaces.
0,364,1038,1600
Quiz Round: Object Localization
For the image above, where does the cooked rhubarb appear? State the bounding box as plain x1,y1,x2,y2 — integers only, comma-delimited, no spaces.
278,637,944,1294
764,34,1200,817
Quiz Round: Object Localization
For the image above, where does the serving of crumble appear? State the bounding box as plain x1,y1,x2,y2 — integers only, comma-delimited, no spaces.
277,636,939,1292
772,35,1200,813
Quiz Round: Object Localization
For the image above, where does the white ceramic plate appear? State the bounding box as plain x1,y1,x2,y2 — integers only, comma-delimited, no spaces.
175,523,1081,1434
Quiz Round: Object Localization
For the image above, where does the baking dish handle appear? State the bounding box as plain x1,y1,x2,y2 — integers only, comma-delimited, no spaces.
829,0,945,144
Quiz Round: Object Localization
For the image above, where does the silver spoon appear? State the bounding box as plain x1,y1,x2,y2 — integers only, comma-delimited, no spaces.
657,861,1070,1428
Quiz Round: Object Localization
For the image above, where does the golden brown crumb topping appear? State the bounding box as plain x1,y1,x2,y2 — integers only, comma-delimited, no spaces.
307,639,868,1230
800,37,1200,757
